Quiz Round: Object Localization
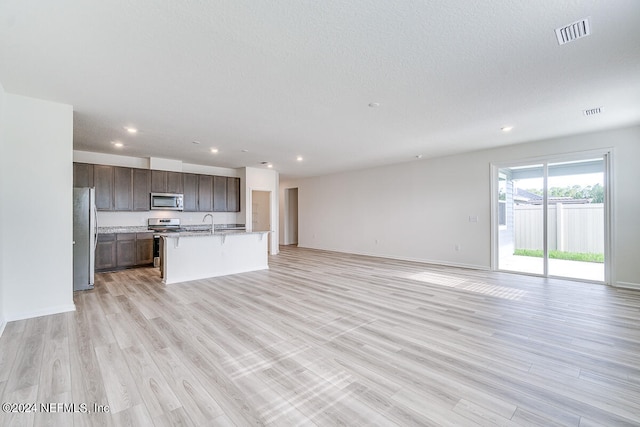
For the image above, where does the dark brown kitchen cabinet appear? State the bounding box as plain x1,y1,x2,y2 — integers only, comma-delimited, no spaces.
94,165,114,211
116,233,136,267
132,169,151,211
167,172,183,193
151,170,167,193
76,162,241,213
94,165,134,211
97,232,153,272
227,177,240,212
135,233,154,265
113,167,133,211
95,233,116,270
198,175,213,212
73,163,94,188
182,173,198,212
213,176,227,212
152,170,184,194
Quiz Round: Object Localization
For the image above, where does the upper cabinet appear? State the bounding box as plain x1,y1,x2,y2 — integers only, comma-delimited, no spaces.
113,167,133,211
152,170,185,194
94,165,133,211
94,165,114,211
74,162,241,212
167,172,183,194
213,176,240,212
151,170,167,193
182,173,198,212
73,163,94,187
198,175,213,212
132,169,151,211
213,176,227,212
227,177,240,212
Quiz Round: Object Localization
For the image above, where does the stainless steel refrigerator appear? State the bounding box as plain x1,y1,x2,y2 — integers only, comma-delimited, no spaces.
73,187,97,291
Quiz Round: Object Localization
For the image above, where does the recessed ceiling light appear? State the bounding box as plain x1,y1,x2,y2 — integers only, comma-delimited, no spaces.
296,156,303,162
124,127,138,134
368,102,381,108
192,141,201,145
416,154,423,159
267,164,273,168
241,149,249,153
501,126,513,132
210,148,219,154
112,141,123,148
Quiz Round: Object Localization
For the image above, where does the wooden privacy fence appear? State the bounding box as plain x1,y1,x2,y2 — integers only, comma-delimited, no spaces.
514,203,604,253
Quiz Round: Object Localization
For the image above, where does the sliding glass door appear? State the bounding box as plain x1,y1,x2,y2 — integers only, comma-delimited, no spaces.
497,164,545,275
546,159,605,280
494,153,608,282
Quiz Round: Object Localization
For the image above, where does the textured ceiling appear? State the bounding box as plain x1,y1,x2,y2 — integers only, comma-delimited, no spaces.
1,1,639,178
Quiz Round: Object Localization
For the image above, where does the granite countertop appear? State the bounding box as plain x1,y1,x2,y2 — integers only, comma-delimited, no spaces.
98,226,151,234
98,224,246,234
159,230,268,238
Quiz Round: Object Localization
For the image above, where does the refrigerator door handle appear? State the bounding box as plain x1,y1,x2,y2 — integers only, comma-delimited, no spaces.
93,205,98,250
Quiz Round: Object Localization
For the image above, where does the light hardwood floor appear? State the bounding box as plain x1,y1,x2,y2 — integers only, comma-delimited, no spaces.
1,246,640,426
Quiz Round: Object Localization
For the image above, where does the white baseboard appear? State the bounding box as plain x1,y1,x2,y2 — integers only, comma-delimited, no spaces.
5,304,76,322
615,281,640,290
297,245,489,271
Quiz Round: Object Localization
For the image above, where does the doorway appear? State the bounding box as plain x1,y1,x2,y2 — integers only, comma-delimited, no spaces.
493,153,609,283
284,188,299,245
251,190,272,253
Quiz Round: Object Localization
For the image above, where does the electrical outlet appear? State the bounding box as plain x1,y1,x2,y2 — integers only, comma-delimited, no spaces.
455,244,461,251
469,215,478,223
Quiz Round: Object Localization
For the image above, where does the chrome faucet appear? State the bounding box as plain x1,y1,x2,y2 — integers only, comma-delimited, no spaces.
202,213,214,234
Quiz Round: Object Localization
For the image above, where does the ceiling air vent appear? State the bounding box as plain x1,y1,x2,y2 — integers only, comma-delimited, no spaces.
555,17,591,45
583,107,602,116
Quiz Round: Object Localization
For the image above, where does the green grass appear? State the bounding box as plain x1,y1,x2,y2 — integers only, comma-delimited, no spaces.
514,249,604,263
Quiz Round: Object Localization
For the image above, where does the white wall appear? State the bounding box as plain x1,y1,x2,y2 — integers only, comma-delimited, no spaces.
0,81,6,334
74,150,150,169
244,167,279,254
1,93,75,321
289,125,640,288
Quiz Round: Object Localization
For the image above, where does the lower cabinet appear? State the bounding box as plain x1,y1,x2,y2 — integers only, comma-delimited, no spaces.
136,233,154,265
96,232,154,272
95,234,117,270
116,233,137,267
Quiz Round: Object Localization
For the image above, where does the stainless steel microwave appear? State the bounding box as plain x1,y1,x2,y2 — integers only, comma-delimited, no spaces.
150,193,184,211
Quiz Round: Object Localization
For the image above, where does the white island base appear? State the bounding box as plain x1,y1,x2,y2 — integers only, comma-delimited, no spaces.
160,231,269,284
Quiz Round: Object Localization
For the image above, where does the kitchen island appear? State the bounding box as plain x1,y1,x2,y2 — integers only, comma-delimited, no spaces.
159,230,269,284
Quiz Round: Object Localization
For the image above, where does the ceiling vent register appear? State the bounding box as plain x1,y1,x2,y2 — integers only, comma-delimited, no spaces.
555,17,591,45
583,107,602,116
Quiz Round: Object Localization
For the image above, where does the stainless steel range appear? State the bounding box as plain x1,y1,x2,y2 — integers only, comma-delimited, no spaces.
148,218,181,267
148,217,182,233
